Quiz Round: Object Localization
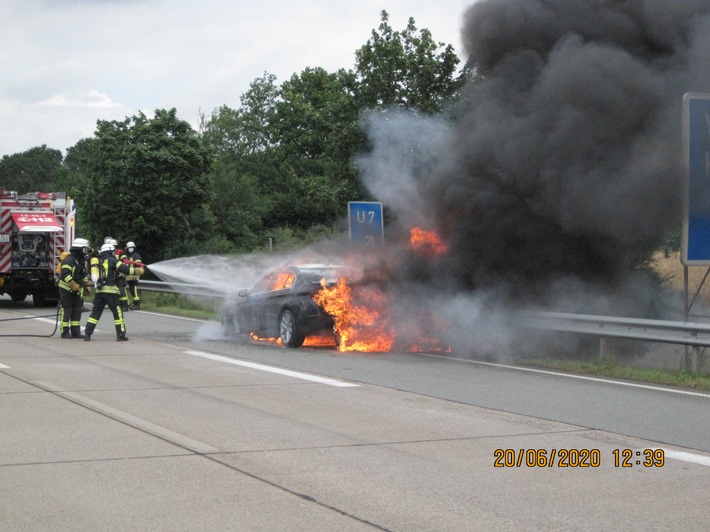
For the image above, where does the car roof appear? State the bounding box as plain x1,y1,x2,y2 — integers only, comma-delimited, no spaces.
288,263,351,270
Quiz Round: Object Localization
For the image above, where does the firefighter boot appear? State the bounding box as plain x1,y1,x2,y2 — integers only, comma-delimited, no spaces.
83,323,94,341
60,328,72,339
71,326,85,339
131,302,141,311
116,324,128,341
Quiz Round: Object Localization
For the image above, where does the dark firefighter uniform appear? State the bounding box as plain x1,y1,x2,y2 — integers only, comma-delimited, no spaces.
115,248,129,312
125,241,143,310
84,245,142,342
58,241,90,339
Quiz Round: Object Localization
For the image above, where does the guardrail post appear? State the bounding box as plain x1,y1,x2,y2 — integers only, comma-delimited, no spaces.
696,347,708,375
599,336,610,361
682,347,693,373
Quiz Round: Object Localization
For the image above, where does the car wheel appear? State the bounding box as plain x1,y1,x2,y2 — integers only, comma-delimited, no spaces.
279,309,305,348
10,292,27,302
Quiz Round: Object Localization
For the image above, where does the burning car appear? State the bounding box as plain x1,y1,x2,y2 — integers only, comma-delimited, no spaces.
221,264,361,348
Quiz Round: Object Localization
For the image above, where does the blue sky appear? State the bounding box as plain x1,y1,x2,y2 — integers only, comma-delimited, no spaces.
0,0,472,157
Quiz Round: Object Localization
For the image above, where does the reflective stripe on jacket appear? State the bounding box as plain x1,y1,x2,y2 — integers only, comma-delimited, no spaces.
58,252,87,291
96,252,135,294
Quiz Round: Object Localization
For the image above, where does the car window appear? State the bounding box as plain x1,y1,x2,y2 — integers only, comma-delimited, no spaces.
252,273,274,293
272,271,295,290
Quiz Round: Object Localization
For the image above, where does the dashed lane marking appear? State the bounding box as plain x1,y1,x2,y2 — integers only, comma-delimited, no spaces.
184,350,360,388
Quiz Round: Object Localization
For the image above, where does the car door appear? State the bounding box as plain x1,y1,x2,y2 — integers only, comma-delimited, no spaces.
237,273,274,334
260,270,296,336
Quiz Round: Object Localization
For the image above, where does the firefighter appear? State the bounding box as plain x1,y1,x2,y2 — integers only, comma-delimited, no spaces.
125,241,143,310
58,238,91,339
114,245,129,312
83,242,144,342
103,237,128,312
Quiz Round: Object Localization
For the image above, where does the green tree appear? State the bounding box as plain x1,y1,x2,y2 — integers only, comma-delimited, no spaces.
200,72,279,158
60,138,99,202
269,67,364,227
201,74,284,249
197,12,465,254
0,145,67,192
355,10,463,114
81,109,215,262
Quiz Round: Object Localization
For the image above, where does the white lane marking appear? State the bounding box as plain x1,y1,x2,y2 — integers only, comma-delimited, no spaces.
33,317,59,325
423,354,710,399
35,380,219,454
0,363,10,369
184,350,360,388
133,311,207,323
661,449,710,467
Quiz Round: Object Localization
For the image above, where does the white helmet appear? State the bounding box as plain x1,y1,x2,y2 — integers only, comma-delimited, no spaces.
72,238,90,248
100,242,115,253
126,241,136,250
103,236,113,244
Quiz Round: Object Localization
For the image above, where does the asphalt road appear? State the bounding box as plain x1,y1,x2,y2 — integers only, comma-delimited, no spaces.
1,298,710,531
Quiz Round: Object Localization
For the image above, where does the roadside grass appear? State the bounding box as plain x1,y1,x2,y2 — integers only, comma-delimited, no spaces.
518,357,710,391
135,292,219,320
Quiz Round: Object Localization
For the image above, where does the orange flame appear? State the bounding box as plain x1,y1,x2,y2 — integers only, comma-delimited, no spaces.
249,331,336,348
250,332,282,345
409,227,448,256
313,277,396,352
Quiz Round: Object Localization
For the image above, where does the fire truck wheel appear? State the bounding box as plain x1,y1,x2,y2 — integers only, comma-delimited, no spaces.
279,308,305,348
10,292,27,302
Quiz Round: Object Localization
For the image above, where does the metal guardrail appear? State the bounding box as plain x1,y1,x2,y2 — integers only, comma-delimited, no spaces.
519,311,710,348
138,280,223,298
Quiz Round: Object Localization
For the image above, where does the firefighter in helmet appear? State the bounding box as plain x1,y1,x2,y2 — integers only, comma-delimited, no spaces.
103,237,128,311
83,242,144,341
58,238,91,339
125,241,143,310
114,244,130,312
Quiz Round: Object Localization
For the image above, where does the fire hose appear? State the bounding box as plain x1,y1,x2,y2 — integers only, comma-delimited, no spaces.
0,302,61,337
0,282,95,338
1,261,147,338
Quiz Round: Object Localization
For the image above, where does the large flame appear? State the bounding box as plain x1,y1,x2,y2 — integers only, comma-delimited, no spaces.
251,227,453,352
307,227,454,353
313,277,396,352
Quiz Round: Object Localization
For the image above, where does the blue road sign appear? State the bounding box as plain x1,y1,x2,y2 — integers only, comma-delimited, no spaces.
683,93,710,265
348,201,384,248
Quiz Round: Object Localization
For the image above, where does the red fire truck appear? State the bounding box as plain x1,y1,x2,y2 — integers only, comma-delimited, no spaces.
0,190,76,306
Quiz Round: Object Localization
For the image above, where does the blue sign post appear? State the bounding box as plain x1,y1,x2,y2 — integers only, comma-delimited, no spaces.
683,93,710,265
348,201,384,249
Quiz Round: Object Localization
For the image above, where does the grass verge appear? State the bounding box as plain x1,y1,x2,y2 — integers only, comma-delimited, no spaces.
518,357,710,391
136,292,219,320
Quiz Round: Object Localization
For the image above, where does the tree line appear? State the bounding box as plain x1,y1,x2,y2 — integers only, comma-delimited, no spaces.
0,12,471,264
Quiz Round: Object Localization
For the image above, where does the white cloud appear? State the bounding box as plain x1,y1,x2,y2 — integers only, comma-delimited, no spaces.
0,0,473,156
38,90,123,109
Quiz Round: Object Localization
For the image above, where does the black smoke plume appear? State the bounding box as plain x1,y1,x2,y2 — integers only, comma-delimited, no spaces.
359,0,710,318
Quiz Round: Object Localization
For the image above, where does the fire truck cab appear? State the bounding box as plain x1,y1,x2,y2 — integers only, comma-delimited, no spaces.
0,190,76,306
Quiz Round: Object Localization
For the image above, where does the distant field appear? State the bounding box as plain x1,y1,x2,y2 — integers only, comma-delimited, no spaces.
654,251,710,306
